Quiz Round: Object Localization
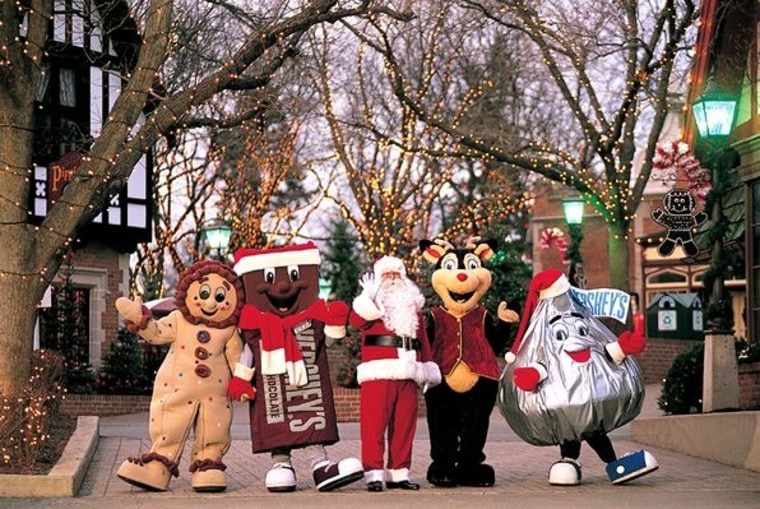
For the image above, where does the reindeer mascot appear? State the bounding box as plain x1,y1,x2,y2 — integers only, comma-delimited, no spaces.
419,238,519,488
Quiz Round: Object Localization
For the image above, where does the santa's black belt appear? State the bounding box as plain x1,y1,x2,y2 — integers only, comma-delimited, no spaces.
365,335,421,351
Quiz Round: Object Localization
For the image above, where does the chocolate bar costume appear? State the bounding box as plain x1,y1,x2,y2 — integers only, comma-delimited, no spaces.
231,243,362,492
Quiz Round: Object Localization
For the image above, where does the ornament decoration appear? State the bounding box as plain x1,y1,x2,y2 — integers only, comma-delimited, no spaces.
651,140,711,200
539,227,569,262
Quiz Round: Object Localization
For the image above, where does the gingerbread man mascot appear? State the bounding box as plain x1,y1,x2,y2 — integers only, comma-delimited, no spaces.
115,259,251,492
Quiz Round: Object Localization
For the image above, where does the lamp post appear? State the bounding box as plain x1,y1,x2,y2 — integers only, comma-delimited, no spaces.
562,196,586,289
202,218,233,261
692,77,739,412
692,79,738,333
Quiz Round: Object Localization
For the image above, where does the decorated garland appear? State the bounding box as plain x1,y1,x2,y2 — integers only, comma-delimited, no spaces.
652,140,712,199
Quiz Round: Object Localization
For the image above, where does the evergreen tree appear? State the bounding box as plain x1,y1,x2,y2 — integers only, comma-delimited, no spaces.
97,328,152,395
321,217,365,302
480,220,532,354
322,217,366,387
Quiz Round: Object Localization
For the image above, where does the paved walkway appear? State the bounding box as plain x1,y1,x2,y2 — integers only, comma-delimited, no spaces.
4,385,760,508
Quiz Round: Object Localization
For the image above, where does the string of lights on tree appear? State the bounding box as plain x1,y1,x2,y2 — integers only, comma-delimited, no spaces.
369,0,698,267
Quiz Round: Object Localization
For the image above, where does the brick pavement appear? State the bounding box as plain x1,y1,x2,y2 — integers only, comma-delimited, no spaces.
3,386,760,508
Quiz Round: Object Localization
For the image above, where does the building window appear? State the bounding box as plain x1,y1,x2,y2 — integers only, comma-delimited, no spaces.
59,68,76,107
38,284,92,371
750,180,760,341
649,271,688,284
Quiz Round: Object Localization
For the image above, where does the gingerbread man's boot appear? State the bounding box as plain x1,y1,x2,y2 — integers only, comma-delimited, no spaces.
190,458,228,492
116,452,177,491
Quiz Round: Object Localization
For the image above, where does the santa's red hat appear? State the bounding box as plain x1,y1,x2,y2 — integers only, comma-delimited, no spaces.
233,242,321,275
505,268,571,363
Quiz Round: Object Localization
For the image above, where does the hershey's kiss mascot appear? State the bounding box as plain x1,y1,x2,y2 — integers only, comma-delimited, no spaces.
349,255,441,492
498,268,659,486
228,242,363,492
115,259,250,492
419,237,519,487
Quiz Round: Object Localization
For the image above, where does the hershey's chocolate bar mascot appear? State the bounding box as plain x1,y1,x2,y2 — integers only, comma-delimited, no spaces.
229,243,363,492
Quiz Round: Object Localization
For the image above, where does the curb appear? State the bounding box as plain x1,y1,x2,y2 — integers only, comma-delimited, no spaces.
631,411,760,473
0,416,99,498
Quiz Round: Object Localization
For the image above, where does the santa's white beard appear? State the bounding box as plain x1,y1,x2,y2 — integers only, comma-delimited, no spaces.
377,279,424,337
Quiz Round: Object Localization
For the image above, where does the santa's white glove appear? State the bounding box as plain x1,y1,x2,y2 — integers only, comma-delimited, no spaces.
352,273,383,321
359,273,380,294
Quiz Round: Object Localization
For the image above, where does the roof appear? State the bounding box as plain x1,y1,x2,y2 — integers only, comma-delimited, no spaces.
649,292,703,309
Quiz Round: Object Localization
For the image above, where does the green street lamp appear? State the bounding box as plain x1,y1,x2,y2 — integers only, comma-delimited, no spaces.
562,197,585,226
692,79,738,334
202,218,233,260
692,84,738,138
562,196,586,289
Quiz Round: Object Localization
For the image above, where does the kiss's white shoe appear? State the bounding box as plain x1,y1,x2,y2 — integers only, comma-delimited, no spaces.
548,458,582,486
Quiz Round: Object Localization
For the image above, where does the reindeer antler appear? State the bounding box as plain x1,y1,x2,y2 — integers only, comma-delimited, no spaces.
465,235,482,250
434,237,455,250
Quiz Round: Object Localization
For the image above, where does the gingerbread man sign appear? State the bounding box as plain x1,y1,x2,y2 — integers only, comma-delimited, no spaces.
651,189,707,257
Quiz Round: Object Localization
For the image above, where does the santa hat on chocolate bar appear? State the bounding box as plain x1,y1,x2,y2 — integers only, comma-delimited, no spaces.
505,268,570,364
233,242,321,275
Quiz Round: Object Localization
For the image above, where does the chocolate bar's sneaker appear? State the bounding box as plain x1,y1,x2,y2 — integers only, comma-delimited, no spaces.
313,458,363,492
266,462,297,492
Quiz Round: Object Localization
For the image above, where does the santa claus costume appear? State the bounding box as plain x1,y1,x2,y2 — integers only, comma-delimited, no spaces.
350,256,441,492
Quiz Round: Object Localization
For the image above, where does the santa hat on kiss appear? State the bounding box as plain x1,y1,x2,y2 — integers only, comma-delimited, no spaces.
233,242,321,275
374,255,407,279
505,268,571,364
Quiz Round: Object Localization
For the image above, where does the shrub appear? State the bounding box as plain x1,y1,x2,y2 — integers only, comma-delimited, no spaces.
657,342,704,415
736,338,760,364
335,332,361,389
0,350,66,471
658,338,760,415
